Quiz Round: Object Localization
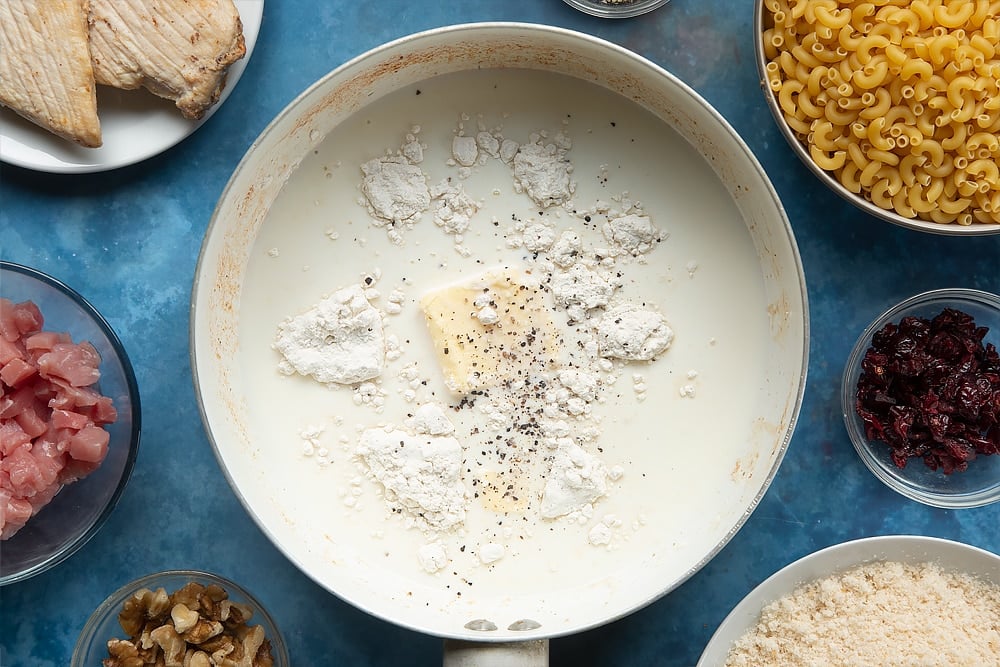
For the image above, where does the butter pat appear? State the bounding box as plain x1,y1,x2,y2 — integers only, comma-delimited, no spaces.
419,267,560,394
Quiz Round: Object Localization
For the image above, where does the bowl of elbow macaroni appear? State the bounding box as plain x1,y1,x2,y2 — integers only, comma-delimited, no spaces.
755,0,1000,235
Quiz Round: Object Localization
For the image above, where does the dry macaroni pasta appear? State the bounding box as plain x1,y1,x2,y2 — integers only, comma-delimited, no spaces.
763,0,1000,226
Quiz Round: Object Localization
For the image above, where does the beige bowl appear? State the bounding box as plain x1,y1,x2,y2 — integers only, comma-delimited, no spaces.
754,1,1000,236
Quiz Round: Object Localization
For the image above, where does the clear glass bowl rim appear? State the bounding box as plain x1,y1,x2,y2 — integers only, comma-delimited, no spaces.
0,260,142,585
562,0,671,19
840,287,1000,508
71,569,291,667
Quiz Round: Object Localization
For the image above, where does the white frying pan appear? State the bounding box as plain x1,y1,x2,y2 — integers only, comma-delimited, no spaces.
191,23,809,664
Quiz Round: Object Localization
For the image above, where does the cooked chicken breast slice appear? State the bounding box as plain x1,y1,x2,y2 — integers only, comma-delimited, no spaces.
0,0,102,147
88,0,246,120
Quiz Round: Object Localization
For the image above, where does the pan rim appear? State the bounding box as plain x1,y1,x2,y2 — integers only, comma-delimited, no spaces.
190,21,810,642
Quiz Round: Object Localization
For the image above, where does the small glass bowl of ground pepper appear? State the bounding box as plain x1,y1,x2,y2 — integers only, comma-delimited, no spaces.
842,288,1000,509
562,0,670,19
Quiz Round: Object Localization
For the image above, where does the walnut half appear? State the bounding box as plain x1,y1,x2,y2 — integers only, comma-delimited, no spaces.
103,639,143,667
103,580,276,667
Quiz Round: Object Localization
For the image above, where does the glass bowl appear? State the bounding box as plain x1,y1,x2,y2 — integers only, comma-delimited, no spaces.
562,0,670,19
71,570,290,667
697,535,1000,665
0,261,141,584
753,1,1000,236
841,288,1000,508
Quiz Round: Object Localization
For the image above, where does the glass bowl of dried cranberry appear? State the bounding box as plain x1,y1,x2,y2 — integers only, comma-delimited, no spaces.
842,288,1000,508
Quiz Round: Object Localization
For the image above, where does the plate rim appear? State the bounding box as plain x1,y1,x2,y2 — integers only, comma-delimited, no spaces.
0,0,264,174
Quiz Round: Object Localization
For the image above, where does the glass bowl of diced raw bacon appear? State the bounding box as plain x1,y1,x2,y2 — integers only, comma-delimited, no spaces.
1,261,140,584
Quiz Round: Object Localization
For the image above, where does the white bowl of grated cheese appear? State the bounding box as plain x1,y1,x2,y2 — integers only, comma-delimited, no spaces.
697,535,1000,667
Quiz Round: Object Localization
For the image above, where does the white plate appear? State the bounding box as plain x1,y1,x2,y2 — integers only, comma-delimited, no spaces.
192,23,809,644
696,535,1000,665
0,0,263,173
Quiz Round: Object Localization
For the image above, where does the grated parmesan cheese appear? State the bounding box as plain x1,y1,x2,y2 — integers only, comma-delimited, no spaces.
724,560,1000,667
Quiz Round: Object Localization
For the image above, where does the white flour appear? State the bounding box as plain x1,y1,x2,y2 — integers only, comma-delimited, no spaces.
451,135,479,167
540,440,609,519
512,132,575,207
550,230,582,267
603,211,662,257
417,542,449,573
429,179,479,236
429,178,481,258
475,130,500,159
277,110,679,565
587,515,622,547
478,542,506,564
360,156,430,227
595,303,675,361
273,285,385,385
356,403,467,531
521,221,558,253
550,262,621,322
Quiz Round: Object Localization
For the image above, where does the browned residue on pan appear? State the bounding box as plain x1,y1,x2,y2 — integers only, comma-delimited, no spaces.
732,417,783,481
767,289,792,340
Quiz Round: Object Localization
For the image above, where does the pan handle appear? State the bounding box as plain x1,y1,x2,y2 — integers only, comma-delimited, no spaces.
443,639,550,666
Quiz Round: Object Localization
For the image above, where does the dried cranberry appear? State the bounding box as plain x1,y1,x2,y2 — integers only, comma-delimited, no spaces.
854,307,1000,474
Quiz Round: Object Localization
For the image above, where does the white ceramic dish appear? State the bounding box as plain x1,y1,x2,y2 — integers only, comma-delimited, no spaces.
191,22,809,660
696,535,1000,666
0,0,263,174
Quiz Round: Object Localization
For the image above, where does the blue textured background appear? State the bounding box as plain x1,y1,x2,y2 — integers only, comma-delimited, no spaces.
2,1,998,665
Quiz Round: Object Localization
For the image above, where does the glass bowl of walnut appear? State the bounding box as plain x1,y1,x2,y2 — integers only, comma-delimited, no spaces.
841,288,1000,509
71,570,289,667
